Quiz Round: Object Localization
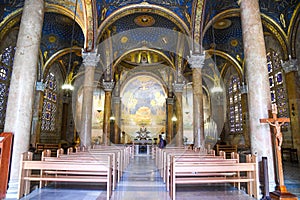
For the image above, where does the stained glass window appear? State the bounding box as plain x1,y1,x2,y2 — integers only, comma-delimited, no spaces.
267,50,289,130
0,46,15,131
227,75,242,134
41,73,58,133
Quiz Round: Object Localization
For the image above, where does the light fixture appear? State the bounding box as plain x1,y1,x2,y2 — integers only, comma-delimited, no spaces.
62,0,78,91
210,18,223,94
97,109,102,113
110,115,115,121
211,75,223,93
171,115,177,122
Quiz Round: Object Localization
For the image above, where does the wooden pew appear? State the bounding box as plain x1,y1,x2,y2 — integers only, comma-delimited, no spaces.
216,144,238,158
55,151,118,190
36,143,60,155
164,151,227,191
18,152,112,200
169,154,258,200
158,148,216,182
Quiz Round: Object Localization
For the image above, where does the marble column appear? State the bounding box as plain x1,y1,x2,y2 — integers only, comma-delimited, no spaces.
113,97,121,144
80,51,99,148
282,57,300,151
3,0,44,196
173,82,184,147
102,81,115,145
166,97,174,143
188,53,205,148
239,0,276,192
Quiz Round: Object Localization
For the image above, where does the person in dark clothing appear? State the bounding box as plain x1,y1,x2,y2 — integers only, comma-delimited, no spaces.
158,134,166,148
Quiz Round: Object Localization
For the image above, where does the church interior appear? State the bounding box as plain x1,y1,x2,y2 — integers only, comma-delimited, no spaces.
0,0,300,199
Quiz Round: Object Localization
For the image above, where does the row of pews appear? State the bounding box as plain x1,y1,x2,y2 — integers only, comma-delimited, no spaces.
18,145,133,200
155,146,259,200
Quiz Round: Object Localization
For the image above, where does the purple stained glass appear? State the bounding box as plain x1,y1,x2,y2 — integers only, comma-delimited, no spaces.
271,92,275,102
276,73,282,83
49,80,53,89
52,94,56,102
48,92,52,99
45,112,50,120
47,102,51,110
267,63,272,72
269,77,274,87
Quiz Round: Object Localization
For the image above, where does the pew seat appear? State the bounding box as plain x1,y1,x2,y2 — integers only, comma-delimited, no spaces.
18,152,112,200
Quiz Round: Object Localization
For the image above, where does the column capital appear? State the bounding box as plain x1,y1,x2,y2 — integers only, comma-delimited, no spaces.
237,0,242,6
113,96,121,104
166,97,174,105
173,82,185,93
281,56,298,73
82,50,100,67
35,81,45,91
240,83,248,94
102,80,115,92
188,52,205,69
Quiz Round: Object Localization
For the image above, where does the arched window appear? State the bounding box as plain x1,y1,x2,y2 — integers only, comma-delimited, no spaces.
227,75,242,134
267,50,289,130
41,73,58,134
0,46,15,131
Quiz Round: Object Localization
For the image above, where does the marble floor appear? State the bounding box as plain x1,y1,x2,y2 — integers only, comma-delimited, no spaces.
6,153,300,200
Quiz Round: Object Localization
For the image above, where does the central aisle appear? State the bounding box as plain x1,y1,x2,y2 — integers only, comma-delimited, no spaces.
110,152,256,200
111,154,170,200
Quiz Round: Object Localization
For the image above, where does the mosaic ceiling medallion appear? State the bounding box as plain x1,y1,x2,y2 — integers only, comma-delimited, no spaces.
230,39,238,47
48,35,57,43
134,15,155,27
213,19,232,29
121,36,128,43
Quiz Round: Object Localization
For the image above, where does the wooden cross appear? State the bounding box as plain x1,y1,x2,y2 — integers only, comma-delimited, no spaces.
260,103,290,193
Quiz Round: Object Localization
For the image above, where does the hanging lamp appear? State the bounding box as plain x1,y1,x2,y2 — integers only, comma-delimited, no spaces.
62,0,79,91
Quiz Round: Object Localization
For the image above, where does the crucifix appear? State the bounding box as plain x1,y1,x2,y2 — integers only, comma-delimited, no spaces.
260,103,297,199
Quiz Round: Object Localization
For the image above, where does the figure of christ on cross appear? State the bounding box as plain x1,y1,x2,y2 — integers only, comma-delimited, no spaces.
260,104,290,151
266,104,288,150
260,103,297,199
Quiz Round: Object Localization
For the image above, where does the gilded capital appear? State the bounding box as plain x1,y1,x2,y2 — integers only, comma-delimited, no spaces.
102,80,115,92
173,82,185,93
281,56,298,73
166,98,174,105
188,52,205,69
113,96,121,104
82,50,100,67
237,0,242,6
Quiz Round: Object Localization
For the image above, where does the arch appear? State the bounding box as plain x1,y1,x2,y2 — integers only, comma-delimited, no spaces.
289,3,300,58
120,71,169,96
113,47,176,73
43,47,82,81
204,49,243,80
203,8,289,60
96,3,191,44
0,9,22,42
45,4,85,34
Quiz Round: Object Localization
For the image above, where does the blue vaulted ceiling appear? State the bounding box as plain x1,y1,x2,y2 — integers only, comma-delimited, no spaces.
96,0,193,27
41,12,84,59
0,0,299,72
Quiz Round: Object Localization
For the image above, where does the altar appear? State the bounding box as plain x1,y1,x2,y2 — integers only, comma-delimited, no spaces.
133,127,153,155
133,139,153,154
